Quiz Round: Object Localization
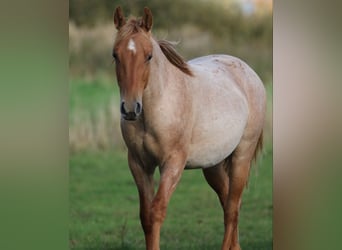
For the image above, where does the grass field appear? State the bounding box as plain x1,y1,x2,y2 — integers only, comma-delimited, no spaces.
70,147,272,250
69,79,273,249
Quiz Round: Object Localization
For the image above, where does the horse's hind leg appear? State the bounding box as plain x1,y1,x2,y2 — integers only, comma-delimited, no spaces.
223,136,261,250
222,154,250,250
202,159,231,249
202,159,230,209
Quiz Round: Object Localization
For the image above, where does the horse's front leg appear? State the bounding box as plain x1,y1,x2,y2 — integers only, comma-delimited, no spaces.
127,152,155,250
150,152,186,250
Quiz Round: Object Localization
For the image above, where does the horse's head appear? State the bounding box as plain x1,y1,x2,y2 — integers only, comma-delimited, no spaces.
113,6,153,121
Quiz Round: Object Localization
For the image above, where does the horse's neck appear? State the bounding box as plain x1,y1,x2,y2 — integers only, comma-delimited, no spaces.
143,40,187,104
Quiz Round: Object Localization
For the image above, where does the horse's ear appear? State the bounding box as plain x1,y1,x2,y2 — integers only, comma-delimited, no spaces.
141,7,153,32
114,6,126,30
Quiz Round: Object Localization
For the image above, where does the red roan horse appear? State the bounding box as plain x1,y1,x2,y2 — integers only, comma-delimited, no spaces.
113,6,266,250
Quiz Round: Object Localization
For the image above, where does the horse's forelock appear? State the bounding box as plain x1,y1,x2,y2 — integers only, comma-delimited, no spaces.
115,17,145,43
114,18,193,77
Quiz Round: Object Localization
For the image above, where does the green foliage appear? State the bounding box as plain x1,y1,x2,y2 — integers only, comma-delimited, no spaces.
70,146,272,249
69,0,271,42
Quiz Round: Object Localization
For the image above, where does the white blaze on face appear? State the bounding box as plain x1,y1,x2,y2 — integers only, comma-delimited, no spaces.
127,38,136,54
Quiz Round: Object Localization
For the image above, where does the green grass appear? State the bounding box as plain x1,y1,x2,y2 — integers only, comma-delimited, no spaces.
70,146,272,250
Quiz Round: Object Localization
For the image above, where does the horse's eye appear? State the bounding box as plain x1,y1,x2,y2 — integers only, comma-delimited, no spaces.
146,53,153,62
112,52,119,62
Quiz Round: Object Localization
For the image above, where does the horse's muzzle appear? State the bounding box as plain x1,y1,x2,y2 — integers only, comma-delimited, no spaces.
120,101,142,121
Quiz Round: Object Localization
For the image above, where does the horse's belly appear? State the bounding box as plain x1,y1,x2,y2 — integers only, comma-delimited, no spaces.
185,82,248,169
186,116,246,169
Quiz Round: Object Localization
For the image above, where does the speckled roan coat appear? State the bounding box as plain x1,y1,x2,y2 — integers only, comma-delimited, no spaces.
113,6,266,250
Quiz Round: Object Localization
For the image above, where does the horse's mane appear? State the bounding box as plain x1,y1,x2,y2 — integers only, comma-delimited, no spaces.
157,40,193,76
116,18,193,76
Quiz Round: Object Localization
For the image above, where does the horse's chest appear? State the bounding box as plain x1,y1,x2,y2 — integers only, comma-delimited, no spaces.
121,122,160,165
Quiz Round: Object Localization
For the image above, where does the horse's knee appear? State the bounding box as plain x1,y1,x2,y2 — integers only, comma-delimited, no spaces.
224,209,239,227
151,198,167,223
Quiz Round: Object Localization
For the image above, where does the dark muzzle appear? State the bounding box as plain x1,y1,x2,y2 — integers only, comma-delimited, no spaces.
120,101,142,121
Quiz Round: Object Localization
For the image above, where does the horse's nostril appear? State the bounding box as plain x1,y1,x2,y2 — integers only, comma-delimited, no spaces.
121,101,141,120
120,102,127,115
135,102,142,115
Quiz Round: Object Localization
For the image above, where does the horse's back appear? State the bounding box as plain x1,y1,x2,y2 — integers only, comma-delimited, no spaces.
185,55,265,169
189,54,263,91
189,55,266,124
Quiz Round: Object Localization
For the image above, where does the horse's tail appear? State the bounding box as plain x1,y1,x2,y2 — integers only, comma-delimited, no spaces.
243,130,263,188
252,130,264,163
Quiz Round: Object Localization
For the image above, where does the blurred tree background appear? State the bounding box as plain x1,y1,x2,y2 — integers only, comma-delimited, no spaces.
69,0,272,152
69,0,272,82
